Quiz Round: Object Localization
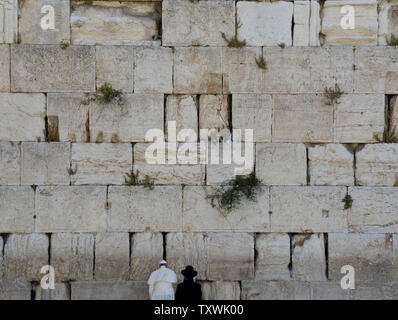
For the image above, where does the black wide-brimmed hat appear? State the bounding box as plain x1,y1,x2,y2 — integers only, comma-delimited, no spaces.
181,265,198,278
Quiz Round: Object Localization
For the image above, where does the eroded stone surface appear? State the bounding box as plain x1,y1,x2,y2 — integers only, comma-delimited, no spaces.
0,142,20,185
0,0,18,43
35,283,70,300
201,281,241,300
0,45,10,91
0,282,31,300
242,281,312,300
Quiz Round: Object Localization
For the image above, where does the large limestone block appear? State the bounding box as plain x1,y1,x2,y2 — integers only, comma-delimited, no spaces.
96,46,134,93
347,187,398,233
351,283,394,300
273,94,333,142
50,233,94,282
354,47,398,93
135,47,173,93
322,0,378,45
242,281,311,300
165,95,198,141
36,186,107,232
35,283,70,300
255,233,290,281
21,142,71,185
0,0,18,43
166,232,208,281
311,281,351,300
108,186,183,232
0,282,31,300
174,47,222,94
232,94,272,142
356,144,398,186
0,45,9,91
199,95,230,134
328,233,394,282
0,93,45,142
47,93,89,142
237,1,293,46
378,0,398,45
4,233,49,281
207,233,254,281
0,186,35,232
71,281,149,300
292,234,326,281
270,186,348,232
71,143,132,185
182,186,270,232
89,94,163,142
201,281,241,300
11,45,95,92
334,94,385,143
19,0,70,44
130,232,163,281
256,143,307,186
392,96,398,131
0,142,20,185
309,144,354,186
71,1,161,45
163,0,235,46
95,233,130,281
294,0,321,46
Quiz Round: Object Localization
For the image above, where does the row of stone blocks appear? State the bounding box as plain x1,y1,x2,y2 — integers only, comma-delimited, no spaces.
1,45,398,94
1,1,396,47
1,142,398,186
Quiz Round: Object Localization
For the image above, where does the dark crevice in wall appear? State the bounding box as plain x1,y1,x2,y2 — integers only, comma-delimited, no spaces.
227,94,233,135
162,232,167,260
47,233,52,265
353,148,358,186
92,233,96,280
386,95,394,133
164,94,168,141
129,232,133,278
288,233,293,279
65,281,72,300
30,281,39,300
306,146,310,186
324,233,329,280
253,233,258,280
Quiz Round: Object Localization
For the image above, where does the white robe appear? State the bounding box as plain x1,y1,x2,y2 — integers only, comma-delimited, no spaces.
147,266,177,300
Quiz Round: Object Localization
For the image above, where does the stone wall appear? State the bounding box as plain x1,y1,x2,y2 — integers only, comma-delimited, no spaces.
0,0,398,300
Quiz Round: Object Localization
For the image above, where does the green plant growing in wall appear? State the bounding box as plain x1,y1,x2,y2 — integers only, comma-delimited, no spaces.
81,83,124,105
386,34,398,46
278,43,286,49
374,126,398,143
342,194,353,210
67,165,78,176
210,172,261,213
255,53,267,70
324,84,344,105
124,169,155,190
221,18,246,48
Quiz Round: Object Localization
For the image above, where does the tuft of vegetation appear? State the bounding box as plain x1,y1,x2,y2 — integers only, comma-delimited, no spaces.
255,53,267,70
278,43,286,49
386,34,398,46
67,165,77,176
374,126,398,143
124,170,155,190
209,173,262,213
342,194,353,210
394,177,398,187
221,19,246,48
324,84,344,105
45,116,59,142
81,83,123,105
59,40,70,50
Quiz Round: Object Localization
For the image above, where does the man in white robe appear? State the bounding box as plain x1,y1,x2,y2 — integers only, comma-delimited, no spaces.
147,260,177,300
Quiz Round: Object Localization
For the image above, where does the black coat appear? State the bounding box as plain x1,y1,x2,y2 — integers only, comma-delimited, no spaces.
175,280,202,301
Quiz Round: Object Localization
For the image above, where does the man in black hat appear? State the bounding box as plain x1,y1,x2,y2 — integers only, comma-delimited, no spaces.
175,266,202,301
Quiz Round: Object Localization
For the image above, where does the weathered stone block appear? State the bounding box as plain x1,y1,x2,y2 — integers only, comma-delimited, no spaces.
356,144,398,186
36,186,107,232
47,93,89,142
294,0,321,46
0,93,45,142
11,45,95,92
322,0,378,45
163,0,235,46
256,143,307,186
242,281,311,300
4,233,48,281
292,234,326,281
328,233,394,282
232,94,272,142
0,186,35,233
311,281,351,300
135,47,173,93
347,187,398,233
95,233,130,281
96,46,134,93
199,95,230,134
71,143,132,185
0,235,3,279
0,0,18,43
0,45,10,91
351,283,394,300
237,1,293,46
378,0,398,45
201,281,241,300
19,0,70,44
309,144,354,186
0,282,31,300
108,186,183,232
272,94,333,142
183,186,270,232
21,142,71,185
255,233,290,281
0,142,20,185
71,281,149,300
174,47,222,94
130,232,163,281
334,94,385,143
270,186,348,232
35,283,70,300
207,233,254,281
71,1,161,45
392,96,398,131
89,94,163,142
50,233,94,282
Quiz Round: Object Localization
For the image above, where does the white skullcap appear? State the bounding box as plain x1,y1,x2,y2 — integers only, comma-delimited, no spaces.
160,260,167,265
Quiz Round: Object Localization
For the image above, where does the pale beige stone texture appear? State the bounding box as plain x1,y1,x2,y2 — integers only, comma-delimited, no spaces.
270,186,348,232
201,281,241,300
0,45,10,91
294,0,321,46
378,0,398,45
199,95,230,133
242,281,312,300
392,95,398,130
35,283,70,300
0,142,20,185
0,282,31,300
0,0,18,43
